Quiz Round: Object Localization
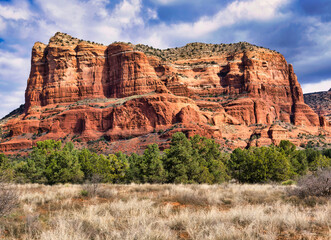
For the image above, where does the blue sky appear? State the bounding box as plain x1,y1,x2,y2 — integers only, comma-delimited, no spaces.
0,0,330,117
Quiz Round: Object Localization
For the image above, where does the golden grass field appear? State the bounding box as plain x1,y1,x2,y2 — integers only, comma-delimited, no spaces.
0,183,330,240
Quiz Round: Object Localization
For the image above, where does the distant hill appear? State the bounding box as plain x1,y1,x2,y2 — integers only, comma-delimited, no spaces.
304,89,331,122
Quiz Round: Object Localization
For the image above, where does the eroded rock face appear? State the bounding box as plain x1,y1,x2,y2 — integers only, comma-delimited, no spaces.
304,89,331,125
0,33,329,154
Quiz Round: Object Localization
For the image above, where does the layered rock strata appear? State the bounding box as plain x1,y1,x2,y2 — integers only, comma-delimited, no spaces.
0,32,329,153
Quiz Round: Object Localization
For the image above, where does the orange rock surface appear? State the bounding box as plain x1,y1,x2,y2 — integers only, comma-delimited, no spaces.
0,33,329,154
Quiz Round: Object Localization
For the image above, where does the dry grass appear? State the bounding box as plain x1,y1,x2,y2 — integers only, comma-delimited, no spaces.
0,183,330,239
0,183,18,217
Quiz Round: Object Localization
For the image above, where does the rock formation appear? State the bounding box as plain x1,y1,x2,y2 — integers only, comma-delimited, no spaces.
0,32,329,154
304,89,331,124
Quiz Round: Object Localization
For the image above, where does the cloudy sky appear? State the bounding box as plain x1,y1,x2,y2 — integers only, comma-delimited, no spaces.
0,0,330,118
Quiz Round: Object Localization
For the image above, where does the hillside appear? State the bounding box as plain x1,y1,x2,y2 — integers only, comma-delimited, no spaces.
0,32,330,154
304,89,331,122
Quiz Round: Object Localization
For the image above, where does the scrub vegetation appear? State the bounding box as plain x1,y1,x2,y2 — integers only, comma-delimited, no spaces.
0,183,330,239
0,133,330,239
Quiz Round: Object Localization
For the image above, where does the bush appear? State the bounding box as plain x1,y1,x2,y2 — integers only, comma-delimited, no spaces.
80,189,89,197
290,169,331,198
163,133,228,183
281,180,296,185
1,137,329,185
163,132,199,183
94,154,128,183
129,144,166,183
0,182,18,217
81,174,103,197
229,147,291,183
288,150,308,177
323,148,331,158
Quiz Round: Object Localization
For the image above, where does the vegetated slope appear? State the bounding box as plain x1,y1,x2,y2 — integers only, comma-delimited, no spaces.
0,32,329,154
304,89,331,122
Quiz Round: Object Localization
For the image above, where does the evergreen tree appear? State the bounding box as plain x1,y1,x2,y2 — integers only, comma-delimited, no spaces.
259,146,290,181
288,150,308,177
140,144,166,183
94,154,128,183
190,135,229,183
78,148,99,181
126,153,142,183
44,142,83,184
278,140,296,155
229,147,291,183
0,153,13,181
163,132,198,183
305,148,331,171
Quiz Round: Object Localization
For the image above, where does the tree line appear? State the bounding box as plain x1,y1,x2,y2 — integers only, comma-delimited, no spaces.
0,132,330,184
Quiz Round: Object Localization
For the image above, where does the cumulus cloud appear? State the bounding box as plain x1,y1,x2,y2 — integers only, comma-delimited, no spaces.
14,0,143,45
0,0,31,20
0,49,30,85
152,0,178,5
0,49,29,117
0,89,25,118
137,0,291,48
112,0,143,26
302,79,331,93
0,0,32,35
147,8,158,20
0,18,6,32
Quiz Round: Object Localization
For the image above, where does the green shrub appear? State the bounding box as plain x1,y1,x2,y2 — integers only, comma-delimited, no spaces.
281,180,296,185
229,147,291,183
163,133,229,183
1,135,329,185
80,190,89,197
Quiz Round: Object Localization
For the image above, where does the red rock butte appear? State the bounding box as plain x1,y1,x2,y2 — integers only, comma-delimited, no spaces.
0,32,330,154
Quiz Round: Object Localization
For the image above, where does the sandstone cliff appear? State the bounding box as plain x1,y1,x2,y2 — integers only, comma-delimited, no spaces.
0,32,329,154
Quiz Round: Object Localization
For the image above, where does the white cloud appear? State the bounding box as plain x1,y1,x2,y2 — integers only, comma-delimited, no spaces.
0,0,31,20
0,0,32,34
301,79,331,94
111,0,143,26
147,8,158,20
135,0,291,48
0,50,30,84
173,0,289,37
153,0,201,5
0,89,25,118
152,0,178,5
0,49,30,118
0,18,6,32
291,18,331,74
31,0,143,44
